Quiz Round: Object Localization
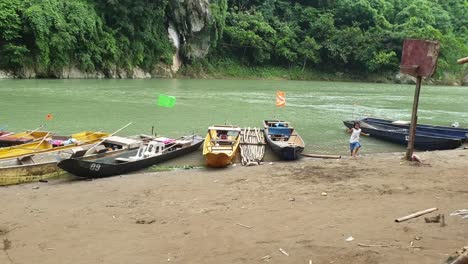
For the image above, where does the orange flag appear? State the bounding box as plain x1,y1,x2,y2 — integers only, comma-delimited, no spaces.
46,114,53,121
276,91,285,107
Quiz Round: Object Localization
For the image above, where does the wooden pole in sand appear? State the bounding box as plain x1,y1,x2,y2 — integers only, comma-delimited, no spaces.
400,39,440,161
405,76,422,160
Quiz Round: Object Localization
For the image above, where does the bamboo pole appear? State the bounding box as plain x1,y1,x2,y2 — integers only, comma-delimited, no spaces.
301,153,341,159
395,208,438,222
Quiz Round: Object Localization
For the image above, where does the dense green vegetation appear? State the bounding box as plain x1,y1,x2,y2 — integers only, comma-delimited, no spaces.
0,0,466,82
206,0,467,81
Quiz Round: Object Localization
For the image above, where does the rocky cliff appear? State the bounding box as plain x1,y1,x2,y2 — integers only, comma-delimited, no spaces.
168,0,214,60
0,0,217,79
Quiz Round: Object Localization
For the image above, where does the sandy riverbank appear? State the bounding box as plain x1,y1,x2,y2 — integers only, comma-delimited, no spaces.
1,149,467,264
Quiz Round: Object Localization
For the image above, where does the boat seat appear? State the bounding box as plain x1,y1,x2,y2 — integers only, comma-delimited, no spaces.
18,154,35,165
211,139,235,145
211,146,232,151
94,145,108,153
270,135,289,141
127,145,148,161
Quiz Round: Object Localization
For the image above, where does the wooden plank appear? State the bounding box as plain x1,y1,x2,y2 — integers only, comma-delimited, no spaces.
395,208,438,222
301,153,341,159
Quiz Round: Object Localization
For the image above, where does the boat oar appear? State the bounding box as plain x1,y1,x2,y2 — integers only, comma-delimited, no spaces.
32,132,52,151
25,124,46,137
84,122,133,153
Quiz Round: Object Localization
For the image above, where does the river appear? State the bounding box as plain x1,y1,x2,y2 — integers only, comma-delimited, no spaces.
1,79,467,157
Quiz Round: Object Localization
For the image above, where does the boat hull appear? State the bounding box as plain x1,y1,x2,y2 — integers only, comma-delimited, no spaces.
263,120,305,161
0,162,62,186
204,152,232,168
362,117,468,140
0,135,145,185
343,121,462,151
58,136,204,178
202,125,241,168
0,131,109,160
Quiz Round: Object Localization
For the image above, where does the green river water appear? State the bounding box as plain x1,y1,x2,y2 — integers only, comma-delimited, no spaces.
1,79,467,159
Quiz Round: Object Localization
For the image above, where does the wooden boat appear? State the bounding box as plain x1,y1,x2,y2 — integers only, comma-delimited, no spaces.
0,136,144,186
58,135,204,178
263,120,305,160
0,131,109,160
360,117,468,140
0,130,51,148
343,120,463,151
203,125,241,167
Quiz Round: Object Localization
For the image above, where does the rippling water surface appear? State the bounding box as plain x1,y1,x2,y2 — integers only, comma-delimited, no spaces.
1,79,467,156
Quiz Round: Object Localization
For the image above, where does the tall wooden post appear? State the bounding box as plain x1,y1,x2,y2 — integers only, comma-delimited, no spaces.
400,39,440,160
405,76,422,160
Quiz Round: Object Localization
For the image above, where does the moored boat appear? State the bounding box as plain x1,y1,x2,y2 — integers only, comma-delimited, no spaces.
0,135,143,186
263,120,305,160
0,131,109,160
203,125,241,167
360,117,468,140
58,135,204,178
0,130,52,148
343,120,463,151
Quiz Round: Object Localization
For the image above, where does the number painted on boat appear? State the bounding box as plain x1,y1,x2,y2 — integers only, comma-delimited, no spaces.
90,163,101,171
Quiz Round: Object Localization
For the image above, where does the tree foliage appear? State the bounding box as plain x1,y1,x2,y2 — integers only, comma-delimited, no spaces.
218,0,468,76
0,0,466,78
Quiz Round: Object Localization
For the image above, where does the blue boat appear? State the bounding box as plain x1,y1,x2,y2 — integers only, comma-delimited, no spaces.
361,117,468,141
343,120,463,151
263,120,305,160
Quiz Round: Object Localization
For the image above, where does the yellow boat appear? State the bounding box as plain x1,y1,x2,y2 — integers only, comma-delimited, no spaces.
0,131,109,160
0,130,52,148
203,125,241,168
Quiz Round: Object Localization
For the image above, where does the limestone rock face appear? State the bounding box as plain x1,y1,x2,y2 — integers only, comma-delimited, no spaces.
61,66,105,79
395,73,417,84
0,70,13,79
168,0,214,60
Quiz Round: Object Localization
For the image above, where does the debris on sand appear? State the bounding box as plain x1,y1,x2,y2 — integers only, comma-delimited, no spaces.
236,223,252,229
135,219,156,224
3,238,11,250
395,208,438,222
424,214,441,223
450,209,468,219
279,248,289,256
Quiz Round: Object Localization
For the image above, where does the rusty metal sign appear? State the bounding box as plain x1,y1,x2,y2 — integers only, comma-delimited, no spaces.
400,39,440,77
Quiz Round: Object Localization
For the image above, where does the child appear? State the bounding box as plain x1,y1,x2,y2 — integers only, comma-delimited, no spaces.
347,122,369,157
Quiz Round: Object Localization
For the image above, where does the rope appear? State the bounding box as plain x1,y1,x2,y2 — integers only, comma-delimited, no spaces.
240,127,265,166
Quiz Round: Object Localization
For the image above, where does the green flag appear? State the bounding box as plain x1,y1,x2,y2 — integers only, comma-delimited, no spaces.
157,94,176,108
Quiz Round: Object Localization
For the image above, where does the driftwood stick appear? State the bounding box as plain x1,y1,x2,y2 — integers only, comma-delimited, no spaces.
358,243,391,248
301,153,341,159
395,208,438,222
279,248,289,256
236,223,252,229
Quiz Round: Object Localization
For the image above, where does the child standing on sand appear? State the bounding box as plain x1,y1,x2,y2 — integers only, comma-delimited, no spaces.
347,122,369,157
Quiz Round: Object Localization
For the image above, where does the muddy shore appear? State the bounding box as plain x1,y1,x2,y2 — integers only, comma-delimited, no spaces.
1,150,467,264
